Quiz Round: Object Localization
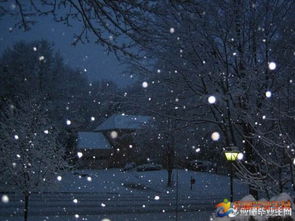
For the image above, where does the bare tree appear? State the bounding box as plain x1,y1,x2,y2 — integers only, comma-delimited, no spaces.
1,0,160,58
0,98,68,221
127,0,295,198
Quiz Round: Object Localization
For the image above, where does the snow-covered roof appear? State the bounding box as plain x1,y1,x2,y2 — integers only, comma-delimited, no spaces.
77,132,111,149
95,114,151,131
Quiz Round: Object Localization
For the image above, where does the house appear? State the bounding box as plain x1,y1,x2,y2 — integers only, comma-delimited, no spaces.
76,131,113,169
95,114,152,167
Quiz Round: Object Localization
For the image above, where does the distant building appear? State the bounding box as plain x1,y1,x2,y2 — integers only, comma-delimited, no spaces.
95,114,151,131
77,132,113,169
95,114,152,167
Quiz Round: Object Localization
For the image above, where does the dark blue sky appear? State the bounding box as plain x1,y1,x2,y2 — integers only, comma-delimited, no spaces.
0,14,131,87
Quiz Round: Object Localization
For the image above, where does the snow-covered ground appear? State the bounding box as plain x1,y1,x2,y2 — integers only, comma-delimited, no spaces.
0,169,249,221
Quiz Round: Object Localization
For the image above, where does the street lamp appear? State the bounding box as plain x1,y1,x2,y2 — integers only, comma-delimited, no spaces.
224,146,240,202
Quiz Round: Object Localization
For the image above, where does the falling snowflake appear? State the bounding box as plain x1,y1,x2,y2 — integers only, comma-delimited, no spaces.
265,91,272,98
1,195,9,203
74,214,79,218
77,152,83,158
14,135,19,140
44,130,49,134
110,131,118,139
87,176,92,182
154,195,160,200
73,199,78,204
66,119,71,125
268,62,276,70
142,81,148,88
57,176,62,181
208,96,216,104
91,116,95,121
211,132,220,141
39,56,45,61
170,27,175,33
33,47,37,51
101,202,106,207
237,153,244,160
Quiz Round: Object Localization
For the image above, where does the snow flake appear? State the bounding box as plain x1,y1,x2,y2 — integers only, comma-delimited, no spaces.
101,202,106,207
157,69,161,73
73,199,78,204
57,176,62,181
170,27,175,33
154,195,160,200
195,148,201,153
142,81,148,88
208,96,216,104
44,130,49,134
211,132,220,141
262,115,266,119
265,91,272,98
74,214,79,218
87,176,92,182
91,116,95,121
14,135,19,140
110,131,118,139
142,204,146,208
268,62,276,70
66,120,71,125
77,152,83,158
33,47,37,51
101,219,111,221
39,56,45,61
237,153,244,160
1,195,9,203
10,4,16,10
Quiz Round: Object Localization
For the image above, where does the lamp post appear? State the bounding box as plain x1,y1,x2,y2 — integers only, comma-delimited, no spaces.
224,146,241,202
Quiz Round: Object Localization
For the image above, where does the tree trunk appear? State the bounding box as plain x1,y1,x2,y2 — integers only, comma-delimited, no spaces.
167,168,173,187
290,162,295,191
243,124,258,199
167,149,173,187
278,167,283,193
24,193,29,221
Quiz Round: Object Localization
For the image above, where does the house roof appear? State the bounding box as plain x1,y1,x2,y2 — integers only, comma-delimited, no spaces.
95,114,151,131
77,132,111,149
